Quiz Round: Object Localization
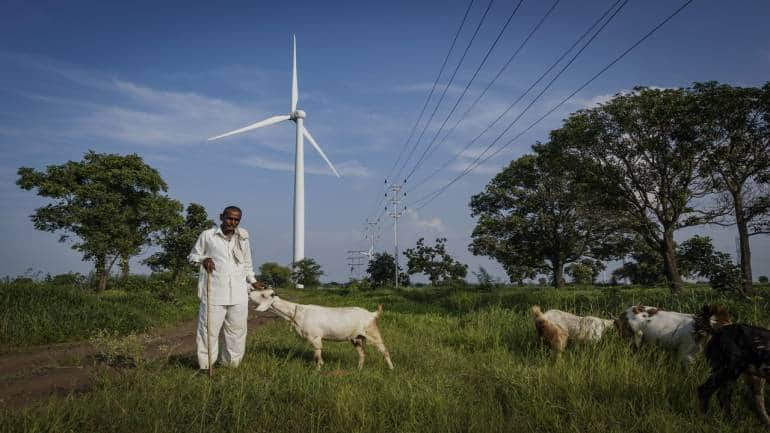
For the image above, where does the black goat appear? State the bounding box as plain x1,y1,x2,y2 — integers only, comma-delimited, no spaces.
697,322,770,426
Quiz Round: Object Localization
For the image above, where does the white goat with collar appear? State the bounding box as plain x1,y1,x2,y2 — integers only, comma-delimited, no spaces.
249,289,394,370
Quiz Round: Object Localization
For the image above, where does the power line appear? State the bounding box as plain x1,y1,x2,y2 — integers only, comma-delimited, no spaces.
394,0,496,182
403,0,528,182
365,0,476,228
414,0,694,210
412,0,629,206
411,0,617,190
386,0,477,180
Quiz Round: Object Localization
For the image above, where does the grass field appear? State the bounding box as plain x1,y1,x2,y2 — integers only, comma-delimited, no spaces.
1,283,769,432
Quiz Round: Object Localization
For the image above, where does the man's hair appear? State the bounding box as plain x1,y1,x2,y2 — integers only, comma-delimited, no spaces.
222,205,242,215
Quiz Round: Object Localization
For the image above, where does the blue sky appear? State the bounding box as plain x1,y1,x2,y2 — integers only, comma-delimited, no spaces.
1,0,769,282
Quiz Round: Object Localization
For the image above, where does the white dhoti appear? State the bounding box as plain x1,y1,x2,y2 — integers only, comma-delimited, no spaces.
196,303,248,369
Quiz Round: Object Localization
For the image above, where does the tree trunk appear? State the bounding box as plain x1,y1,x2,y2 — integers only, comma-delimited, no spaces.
733,193,755,296
551,257,565,288
120,255,130,280
661,229,682,294
95,255,107,292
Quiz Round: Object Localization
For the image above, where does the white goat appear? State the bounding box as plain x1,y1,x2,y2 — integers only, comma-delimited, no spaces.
615,304,731,369
249,289,394,370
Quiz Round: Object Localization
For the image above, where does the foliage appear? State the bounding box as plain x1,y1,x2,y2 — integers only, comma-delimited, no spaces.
366,252,407,288
144,203,214,283
759,275,769,283
292,258,324,288
89,329,151,368
0,274,198,347
44,272,86,288
16,151,181,291
469,142,628,288
678,236,741,293
472,266,498,291
565,259,606,285
404,237,468,285
258,262,293,288
557,87,720,293
694,81,770,295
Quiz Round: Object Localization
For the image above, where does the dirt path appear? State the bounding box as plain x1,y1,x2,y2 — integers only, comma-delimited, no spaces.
0,311,274,408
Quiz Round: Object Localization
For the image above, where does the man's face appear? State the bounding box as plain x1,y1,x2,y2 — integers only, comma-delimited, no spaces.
220,209,242,234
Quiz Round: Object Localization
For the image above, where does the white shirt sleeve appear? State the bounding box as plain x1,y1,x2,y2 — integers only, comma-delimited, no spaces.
243,237,257,284
188,231,208,265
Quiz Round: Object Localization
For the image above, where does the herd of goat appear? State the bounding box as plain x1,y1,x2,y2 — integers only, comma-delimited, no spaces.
248,289,770,427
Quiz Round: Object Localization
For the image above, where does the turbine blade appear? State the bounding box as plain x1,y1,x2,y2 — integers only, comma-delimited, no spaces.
208,115,291,141
302,126,340,177
291,34,298,113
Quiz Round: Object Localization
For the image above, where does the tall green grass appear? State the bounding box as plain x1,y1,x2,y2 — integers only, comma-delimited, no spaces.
1,284,768,432
0,275,199,349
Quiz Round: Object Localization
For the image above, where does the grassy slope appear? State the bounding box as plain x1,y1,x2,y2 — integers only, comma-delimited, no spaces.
1,284,769,432
0,278,199,348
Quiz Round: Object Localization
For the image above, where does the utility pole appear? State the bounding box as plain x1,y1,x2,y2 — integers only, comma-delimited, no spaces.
385,180,406,288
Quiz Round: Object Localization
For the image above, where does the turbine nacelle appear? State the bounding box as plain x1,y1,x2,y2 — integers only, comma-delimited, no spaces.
291,109,306,120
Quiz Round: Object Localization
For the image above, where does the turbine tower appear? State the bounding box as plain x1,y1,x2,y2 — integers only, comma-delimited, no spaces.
208,35,340,278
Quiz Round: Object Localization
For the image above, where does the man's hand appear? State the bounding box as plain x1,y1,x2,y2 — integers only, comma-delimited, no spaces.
202,258,215,273
251,281,267,290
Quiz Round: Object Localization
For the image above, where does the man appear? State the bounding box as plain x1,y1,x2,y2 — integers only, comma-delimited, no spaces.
188,205,264,371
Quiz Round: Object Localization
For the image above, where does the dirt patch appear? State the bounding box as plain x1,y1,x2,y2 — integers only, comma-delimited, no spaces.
0,311,275,408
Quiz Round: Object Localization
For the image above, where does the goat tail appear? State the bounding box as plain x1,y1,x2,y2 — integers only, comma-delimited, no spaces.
531,305,543,318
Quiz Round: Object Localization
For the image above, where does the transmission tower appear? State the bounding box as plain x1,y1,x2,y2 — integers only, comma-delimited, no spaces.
385,180,406,288
346,250,368,280
363,217,380,261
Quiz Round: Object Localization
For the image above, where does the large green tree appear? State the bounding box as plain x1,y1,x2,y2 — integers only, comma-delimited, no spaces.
17,151,180,291
404,237,467,285
144,203,214,283
469,142,627,288
292,258,324,288
694,81,770,295
258,262,293,288
366,252,409,287
558,87,718,293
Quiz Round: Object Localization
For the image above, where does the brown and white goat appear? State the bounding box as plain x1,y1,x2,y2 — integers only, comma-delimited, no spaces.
615,304,731,369
531,305,615,355
249,289,394,370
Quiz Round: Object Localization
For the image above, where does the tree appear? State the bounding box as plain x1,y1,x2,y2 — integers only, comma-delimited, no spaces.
144,203,215,283
565,259,606,285
292,258,323,288
678,236,741,292
366,252,400,287
469,142,628,288
404,238,467,285
17,151,181,291
559,87,718,293
472,266,499,291
611,237,667,286
695,81,770,296
258,262,293,288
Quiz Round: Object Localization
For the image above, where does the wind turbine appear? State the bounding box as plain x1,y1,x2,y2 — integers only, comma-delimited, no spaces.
208,35,340,279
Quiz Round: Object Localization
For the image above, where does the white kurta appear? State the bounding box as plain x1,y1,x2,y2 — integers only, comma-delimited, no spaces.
188,226,257,306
